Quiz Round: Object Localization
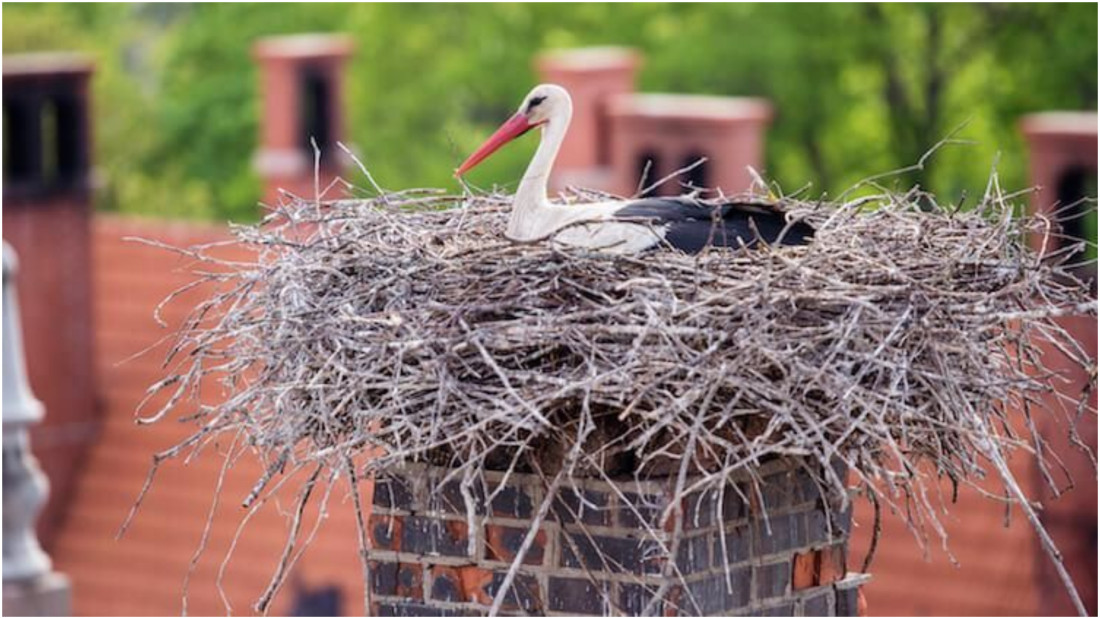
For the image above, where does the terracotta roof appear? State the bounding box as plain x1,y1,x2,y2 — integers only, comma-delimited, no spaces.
51,217,368,616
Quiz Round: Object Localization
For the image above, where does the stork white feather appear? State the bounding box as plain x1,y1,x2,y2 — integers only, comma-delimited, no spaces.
456,84,813,255
459,85,666,253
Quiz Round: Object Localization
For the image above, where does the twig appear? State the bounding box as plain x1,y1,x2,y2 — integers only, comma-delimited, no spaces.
126,176,1096,614
637,158,708,198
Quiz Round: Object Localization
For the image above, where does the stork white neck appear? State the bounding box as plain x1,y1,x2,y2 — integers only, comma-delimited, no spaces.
507,98,574,241
456,83,660,252
457,84,816,255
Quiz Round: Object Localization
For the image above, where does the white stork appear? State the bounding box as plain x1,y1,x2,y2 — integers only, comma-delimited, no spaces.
455,84,813,254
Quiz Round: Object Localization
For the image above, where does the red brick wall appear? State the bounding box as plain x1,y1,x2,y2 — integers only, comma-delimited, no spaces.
51,216,370,616
367,461,863,616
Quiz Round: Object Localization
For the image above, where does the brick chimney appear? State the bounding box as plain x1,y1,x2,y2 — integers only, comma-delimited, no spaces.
1020,112,1098,266
253,34,354,206
536,47,642,193
607,94,773,199
1019,111,1098,617
366,459,867,616
2,52,98,549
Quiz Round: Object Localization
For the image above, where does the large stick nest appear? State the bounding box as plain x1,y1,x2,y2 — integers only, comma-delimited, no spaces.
130,180,1096,614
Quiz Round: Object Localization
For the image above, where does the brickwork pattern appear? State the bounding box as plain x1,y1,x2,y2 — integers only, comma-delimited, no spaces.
367,460,865,616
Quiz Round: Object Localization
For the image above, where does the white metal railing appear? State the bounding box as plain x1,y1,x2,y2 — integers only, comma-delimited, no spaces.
2,242,53,584
3,242,72,616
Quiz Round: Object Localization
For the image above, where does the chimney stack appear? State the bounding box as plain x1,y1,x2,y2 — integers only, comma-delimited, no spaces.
2,53,98,550
253,34,354,206
535,47,773,200
1020,112,1098,263
1019,111,1098,617
607,94,772,199
536,47,642,193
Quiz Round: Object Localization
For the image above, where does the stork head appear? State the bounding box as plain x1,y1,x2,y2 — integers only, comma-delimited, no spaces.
455,84,572,177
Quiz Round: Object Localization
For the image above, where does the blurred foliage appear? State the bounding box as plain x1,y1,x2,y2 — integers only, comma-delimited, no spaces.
3,3,1096,222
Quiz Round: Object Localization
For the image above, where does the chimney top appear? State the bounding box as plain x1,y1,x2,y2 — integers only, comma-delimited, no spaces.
3,52,93,79
536,46,642,72
1020,111,1098,139
253,34,355,61
609,93,772,123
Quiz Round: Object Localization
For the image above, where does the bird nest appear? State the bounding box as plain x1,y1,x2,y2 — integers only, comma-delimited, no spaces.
127,181,1096,615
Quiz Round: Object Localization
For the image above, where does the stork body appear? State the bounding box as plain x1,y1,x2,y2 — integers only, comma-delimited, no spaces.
456,84,812,254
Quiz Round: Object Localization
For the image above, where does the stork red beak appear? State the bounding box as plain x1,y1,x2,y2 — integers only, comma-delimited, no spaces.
455,112,534,177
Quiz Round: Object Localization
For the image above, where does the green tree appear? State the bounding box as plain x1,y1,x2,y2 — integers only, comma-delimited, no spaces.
3,3,1096,221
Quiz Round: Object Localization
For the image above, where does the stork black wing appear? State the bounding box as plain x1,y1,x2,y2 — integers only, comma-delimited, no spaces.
612,197,814,254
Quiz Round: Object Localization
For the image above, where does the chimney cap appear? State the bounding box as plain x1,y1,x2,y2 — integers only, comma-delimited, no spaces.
609,93,772,123
537,46,642,72
3,52,94,79
253,33,355,61
1020,111,1098,139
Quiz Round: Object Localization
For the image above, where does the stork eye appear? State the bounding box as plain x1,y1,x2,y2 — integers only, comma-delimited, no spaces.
526,95,547,112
